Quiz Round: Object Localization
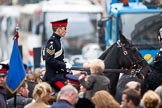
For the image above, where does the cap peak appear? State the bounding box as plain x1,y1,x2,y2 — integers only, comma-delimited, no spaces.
51,18,68,27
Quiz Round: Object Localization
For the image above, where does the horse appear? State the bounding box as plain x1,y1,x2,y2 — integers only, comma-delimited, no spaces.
99,32,152,102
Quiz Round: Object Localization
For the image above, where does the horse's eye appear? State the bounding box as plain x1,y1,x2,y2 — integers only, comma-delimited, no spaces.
131,47,136,51
125,46,131,49
132,47,139,52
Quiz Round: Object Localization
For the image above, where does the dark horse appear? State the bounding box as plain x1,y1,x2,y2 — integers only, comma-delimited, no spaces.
99,32,152,102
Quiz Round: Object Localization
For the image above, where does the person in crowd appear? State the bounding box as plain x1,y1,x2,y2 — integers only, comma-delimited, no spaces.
121,88,141,108
82,60,91,75
140,90,161,108
79,59,110,100
78,85,87,98
155,85,162,108
26,73,37,98
75,98,95,108
51,85,78,108
7,81,32,108
71,60,91,78
116,80,142,104
77,60,91,98
24,63,32,73
40,67,46,80
26,74,35,82
0,63,9,108
24,82,52,108
33,68,42,83
43,18,70,92
125,81,142,96
91,90,120,108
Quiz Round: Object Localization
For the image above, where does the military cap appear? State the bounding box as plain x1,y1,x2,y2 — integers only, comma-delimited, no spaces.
50,18,68,27
66,74,80,85
0,64,9,76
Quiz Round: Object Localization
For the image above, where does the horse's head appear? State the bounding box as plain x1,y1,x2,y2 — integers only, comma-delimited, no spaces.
114,32,152,102
99,31,152,96
117,32,152,79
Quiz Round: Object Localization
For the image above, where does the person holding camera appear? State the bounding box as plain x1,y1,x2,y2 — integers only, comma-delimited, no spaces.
79,59,110,100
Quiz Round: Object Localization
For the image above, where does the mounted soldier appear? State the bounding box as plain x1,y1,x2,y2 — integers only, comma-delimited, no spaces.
146,27,162,90
42,18,71,93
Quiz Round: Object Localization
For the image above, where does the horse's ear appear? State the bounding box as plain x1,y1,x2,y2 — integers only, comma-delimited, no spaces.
119,31,127,41
119,31,131,45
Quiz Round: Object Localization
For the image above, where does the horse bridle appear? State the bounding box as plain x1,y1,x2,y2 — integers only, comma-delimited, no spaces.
117,40,145,79
117,40,133,65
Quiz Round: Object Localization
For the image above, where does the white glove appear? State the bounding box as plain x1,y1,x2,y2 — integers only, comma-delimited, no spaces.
66,62,72,69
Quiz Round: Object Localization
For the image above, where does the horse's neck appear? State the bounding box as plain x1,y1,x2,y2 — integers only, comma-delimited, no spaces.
151,63,162,71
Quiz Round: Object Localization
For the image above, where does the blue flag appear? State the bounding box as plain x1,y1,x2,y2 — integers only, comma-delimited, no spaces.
6,39,26,94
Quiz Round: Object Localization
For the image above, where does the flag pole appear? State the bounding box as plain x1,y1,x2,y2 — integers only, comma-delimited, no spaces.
6,24,26,108
13,92,17,108
13,25,19,108
13,25,19,44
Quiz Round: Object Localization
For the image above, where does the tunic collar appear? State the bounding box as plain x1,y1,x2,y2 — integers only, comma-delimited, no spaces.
53,33,61,39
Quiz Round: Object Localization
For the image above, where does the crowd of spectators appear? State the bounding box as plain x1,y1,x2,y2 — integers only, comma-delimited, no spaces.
1,58,162,108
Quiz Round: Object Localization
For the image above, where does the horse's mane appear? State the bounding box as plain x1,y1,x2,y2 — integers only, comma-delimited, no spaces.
98,42,121,95
99,43,116,60
99,42,121,69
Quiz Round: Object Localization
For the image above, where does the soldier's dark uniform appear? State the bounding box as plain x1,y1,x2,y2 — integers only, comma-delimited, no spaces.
146,49,162,90
0,87,7,108
0,64,9,108
43,19,68,92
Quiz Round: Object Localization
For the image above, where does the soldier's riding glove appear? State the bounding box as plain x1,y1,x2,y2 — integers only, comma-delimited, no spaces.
66,62,72,69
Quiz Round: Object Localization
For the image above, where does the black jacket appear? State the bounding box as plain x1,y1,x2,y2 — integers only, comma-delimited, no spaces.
79,73,110,100
0,87,7,108
43,33,66,85
27,81,37,98
7,95,32,108
51,100,74,108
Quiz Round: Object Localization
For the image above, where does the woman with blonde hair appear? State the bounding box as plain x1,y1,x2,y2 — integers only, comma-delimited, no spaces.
141,90,161,108
24,82,52,108
79,59,110,100
92,90,120,108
